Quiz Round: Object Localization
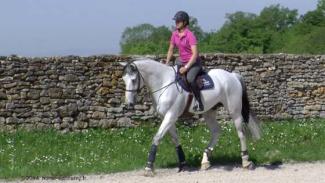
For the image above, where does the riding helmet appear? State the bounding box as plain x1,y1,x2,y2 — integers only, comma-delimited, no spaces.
173,11,190,25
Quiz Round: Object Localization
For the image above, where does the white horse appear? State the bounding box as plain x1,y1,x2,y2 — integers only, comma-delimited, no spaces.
120,59,261,176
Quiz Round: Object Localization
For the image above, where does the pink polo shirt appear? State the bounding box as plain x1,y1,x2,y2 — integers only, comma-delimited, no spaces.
170,28,198,63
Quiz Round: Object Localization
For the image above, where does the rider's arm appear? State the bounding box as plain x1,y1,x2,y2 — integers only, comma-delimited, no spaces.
184,45,198,69
166,43,174,64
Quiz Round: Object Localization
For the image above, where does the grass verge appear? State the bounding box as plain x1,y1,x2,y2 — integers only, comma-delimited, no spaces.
0,118,324,179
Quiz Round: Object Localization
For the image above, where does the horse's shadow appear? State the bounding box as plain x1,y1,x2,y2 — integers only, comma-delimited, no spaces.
259,161,283,170
161,155,283,172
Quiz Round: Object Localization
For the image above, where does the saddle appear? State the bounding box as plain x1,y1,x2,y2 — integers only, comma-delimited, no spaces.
176,70,214,92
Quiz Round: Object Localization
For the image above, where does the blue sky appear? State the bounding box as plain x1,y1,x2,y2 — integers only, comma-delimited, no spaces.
0,0,319,56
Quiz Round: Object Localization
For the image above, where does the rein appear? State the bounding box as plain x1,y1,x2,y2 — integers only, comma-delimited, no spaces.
151,66,179,94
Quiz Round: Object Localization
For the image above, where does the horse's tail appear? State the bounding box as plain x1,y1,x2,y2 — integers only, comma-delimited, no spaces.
234,73,262,140
234,73,250,123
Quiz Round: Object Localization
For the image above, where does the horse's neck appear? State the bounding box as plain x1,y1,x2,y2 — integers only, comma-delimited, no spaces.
136,61,174,91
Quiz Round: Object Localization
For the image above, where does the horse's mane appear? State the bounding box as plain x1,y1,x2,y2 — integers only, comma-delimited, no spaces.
132,58,174,72
132,55,161,61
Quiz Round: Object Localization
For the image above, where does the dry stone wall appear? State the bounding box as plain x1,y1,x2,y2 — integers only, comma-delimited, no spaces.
0,54,324,132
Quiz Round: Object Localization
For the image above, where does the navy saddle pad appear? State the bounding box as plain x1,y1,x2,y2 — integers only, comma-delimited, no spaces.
176,70,214,92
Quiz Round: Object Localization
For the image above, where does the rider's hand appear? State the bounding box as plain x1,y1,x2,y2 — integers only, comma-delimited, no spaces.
179,66,188,75
160,59,167,64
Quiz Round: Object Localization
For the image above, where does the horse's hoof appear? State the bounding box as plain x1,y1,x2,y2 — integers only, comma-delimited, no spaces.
178,167,185,172
144,167,155,177
178,162,189,172
178,164,190,172
200,162,211,170
243,161,255,170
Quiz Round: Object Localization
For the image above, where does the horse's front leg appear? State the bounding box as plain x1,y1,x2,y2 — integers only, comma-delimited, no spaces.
144,111,178,176
168,124,187,172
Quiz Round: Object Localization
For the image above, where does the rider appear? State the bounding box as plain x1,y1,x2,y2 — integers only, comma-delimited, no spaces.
165,11,204,111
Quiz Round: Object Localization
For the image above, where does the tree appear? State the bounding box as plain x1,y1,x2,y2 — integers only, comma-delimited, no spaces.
205,5,299,53
120,24,171,55
258,4,298,32
200,11,259,53
189,17,206,41
317,0,325,12
301,0,325,26
120,24,155,46
251,5,298,53
279,0,325,54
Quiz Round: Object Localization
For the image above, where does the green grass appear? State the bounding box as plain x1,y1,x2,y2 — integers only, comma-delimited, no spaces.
0,118,325,179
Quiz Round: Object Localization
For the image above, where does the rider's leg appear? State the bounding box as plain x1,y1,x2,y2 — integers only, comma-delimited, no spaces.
176,58,203,111
187,61,204,111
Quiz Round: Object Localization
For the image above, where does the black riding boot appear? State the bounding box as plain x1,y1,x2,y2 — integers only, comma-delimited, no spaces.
190,83,204,111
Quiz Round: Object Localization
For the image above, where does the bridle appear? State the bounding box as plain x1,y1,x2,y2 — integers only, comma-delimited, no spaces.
122,62,145,93
122,61,179,94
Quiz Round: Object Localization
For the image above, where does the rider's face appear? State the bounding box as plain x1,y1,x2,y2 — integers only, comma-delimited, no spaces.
175,21,185,30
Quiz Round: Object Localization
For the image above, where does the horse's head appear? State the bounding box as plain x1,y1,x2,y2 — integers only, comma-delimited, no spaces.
120,62,144,110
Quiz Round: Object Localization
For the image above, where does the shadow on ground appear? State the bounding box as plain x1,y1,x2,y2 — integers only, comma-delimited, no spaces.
160,155,283,171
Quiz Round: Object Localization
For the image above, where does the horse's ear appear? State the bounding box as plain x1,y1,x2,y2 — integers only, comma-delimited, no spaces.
119,62,127,66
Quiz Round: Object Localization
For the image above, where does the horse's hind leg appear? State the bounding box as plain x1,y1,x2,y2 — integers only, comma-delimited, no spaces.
168,124,187,172
201,109,220,170
231,113,254,169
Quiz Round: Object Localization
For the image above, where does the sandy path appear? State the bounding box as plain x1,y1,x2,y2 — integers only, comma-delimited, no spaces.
6,162,325,183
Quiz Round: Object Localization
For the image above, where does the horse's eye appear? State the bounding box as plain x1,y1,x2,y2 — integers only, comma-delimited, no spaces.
130,65,137,72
